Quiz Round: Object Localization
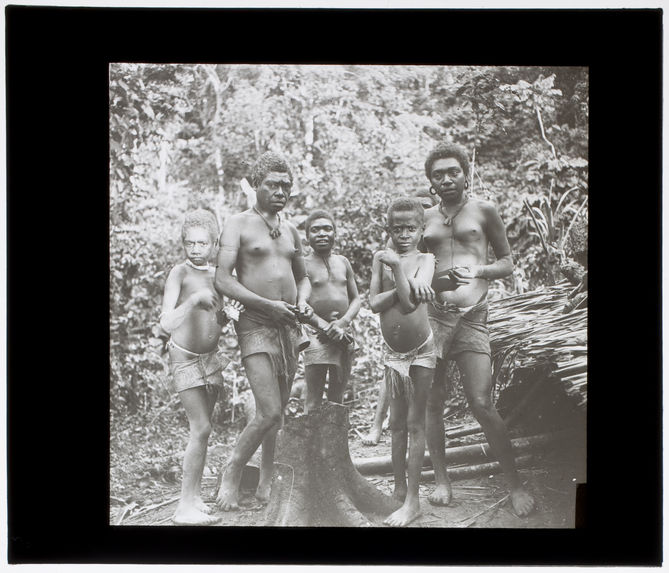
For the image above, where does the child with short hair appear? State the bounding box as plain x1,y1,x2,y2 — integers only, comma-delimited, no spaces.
362,189,438,446
159,209,231,525
302,210,361,411
369,198,436,527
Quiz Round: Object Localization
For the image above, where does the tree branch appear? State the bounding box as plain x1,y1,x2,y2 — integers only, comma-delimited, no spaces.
535,106,557,160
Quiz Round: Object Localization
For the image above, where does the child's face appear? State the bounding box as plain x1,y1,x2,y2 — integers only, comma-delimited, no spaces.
182,227,216,266
387,211,423,254
307,217,335,254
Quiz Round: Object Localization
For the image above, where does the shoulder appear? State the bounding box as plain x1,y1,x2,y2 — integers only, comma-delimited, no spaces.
418,252,435,265
222,211,249,230
471,198,499,216
424,204,441,217
336,253,353,268
166,262,188,281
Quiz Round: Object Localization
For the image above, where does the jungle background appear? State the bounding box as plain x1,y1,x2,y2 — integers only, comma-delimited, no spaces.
109,64,588,525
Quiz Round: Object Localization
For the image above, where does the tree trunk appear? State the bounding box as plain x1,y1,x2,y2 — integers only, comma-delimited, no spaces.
264,402,401,527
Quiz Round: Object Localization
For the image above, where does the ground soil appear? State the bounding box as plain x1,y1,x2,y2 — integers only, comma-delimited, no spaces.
117,406,586,528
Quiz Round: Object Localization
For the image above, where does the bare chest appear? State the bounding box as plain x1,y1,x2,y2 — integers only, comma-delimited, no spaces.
307,256,347,290
423,212,486,252
178,270,215,301
240,223,297,261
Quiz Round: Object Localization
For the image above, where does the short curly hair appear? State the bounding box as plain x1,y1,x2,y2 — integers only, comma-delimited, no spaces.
181,209,219,242
250,151,293,188
387,198,424,225
424,142,470,180
304,209,336,236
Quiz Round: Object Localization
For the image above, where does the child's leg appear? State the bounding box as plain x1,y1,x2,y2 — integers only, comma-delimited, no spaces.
193,384,219,512
173,386,220,525
384,366,432,527
388,389,409,502
325,365,345,404
304,364,328,413
426,359,453,506
362,378,390,446
216,354,282,511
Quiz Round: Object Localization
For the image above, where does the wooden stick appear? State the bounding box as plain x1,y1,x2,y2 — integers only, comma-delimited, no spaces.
458,494,510,526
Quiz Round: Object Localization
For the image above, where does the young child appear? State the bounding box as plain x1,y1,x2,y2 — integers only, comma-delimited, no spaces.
302,210,361,412
159,209,231,525
362,189,438,446
370,197,437,527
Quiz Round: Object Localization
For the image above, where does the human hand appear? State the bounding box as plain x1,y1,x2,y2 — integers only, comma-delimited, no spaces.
451,265,483,280
377,249,401,268
432,268,471,292
191,289,219,310
267,300,300,325
325,319,346,341
294,301,314,321
408,277,435,303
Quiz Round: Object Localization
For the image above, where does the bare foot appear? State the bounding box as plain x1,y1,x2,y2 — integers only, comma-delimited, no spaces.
392,483,407,503
172,505,221,525
384,501,422,527
215,477,240,511
255,480,272,504
193,496,212,514
362,427,382,446
510,487,535,516
428,482,453,506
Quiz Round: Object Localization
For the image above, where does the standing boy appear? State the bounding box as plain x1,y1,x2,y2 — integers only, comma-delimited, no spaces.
214,152,312,511
160,209,230,525
302,210,361,412
369,198,436,527
362,188,438,446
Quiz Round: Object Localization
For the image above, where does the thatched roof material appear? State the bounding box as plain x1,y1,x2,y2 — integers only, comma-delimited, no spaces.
488,282,587,408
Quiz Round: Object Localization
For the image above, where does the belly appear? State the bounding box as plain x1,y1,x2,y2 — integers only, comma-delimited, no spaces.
309,290,349,321
380,306,431,353
239,265,298,304
435,277,488,307
433,253,488,307
172,309,221,354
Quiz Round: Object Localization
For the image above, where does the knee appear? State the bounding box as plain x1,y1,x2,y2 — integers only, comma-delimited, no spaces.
256,409,282,430
407,418,425,436
190,420,212,443
389,414,407,434
469,395,494,418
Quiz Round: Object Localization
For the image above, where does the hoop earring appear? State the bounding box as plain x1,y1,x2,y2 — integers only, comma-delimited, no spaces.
429,186,438,196
464,180,469,190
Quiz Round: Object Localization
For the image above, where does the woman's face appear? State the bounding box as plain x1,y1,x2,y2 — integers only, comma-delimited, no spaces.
429,157,466,202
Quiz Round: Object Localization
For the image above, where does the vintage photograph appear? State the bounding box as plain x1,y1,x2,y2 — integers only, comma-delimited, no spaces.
109,63,588,528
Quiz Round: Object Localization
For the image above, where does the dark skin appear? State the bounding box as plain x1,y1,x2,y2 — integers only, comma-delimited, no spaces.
303,217,361,411
213,170,312,511
416,156,534,516
370,209,435,527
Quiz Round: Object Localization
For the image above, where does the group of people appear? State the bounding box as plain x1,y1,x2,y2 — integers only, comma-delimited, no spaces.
158,143,535,527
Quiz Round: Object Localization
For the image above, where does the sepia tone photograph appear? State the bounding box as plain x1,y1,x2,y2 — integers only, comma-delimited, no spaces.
109,63,588,528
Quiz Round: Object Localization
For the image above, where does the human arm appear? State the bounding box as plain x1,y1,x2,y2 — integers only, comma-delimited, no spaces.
325,257,362,341
214,216,297,325
159,266,218,333
369,251,398,314
290,224,313,320
379,250,416,314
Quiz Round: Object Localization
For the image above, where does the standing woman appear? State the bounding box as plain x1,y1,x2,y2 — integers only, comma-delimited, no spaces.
415,142,535,516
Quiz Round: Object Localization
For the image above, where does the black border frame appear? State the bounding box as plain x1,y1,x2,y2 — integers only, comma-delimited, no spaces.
6,7,662,565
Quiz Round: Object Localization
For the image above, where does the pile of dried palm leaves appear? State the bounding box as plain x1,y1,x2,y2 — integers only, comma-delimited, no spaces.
488,281,587,408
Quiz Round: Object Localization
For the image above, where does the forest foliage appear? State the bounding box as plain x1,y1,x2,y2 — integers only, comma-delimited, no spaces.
109,64,588,416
